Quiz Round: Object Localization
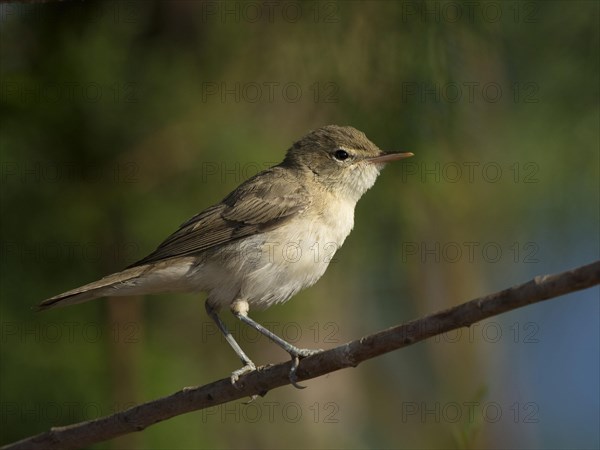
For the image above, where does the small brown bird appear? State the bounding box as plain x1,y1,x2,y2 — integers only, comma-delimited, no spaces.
39,125,413,387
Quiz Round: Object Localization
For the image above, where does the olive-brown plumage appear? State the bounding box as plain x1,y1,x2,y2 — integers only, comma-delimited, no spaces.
38,125,413,386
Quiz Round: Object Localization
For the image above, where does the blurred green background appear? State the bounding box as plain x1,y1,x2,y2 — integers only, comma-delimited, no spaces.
1,1,598,449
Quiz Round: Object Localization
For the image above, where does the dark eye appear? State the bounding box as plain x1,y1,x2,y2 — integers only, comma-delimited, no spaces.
333,149,349,161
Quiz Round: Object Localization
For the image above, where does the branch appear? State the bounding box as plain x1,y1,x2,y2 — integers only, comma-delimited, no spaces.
4,260,600,450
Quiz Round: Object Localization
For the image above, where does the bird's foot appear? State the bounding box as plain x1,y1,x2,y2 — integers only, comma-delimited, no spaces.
230,361,257,388
288,347,323,389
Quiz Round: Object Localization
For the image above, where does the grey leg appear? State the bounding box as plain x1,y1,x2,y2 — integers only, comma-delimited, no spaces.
205,301,256,385
231,302,322,389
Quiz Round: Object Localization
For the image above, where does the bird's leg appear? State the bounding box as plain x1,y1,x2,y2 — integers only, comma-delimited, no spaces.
205,301,256,386
231,300,322,389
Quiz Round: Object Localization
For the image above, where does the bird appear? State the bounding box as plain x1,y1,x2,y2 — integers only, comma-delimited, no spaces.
38,125,413,388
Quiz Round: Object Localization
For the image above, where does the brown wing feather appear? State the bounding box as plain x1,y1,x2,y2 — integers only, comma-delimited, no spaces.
129,167,310,267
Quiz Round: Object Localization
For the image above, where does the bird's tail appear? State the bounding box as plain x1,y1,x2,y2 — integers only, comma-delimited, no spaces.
37,265,150,311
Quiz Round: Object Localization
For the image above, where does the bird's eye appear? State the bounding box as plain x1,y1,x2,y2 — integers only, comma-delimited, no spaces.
333,149,350,161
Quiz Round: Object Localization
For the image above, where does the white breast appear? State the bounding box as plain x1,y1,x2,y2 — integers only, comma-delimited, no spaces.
199,193,356,311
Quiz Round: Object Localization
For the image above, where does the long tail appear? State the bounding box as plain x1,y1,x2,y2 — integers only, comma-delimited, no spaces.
37,265,150,311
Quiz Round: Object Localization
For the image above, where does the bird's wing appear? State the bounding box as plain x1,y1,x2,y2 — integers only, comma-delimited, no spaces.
129,167,310,267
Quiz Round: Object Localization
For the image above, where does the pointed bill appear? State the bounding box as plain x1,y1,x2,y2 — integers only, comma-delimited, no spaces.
367,151,414,164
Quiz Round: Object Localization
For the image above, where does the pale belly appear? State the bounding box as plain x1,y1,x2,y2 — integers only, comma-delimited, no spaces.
196,199,356,311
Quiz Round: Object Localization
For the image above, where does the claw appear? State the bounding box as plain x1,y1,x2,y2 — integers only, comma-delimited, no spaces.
295,348,323,358
244,395,259,404
230,362,257,388
289,355,307,389
287,348,323,389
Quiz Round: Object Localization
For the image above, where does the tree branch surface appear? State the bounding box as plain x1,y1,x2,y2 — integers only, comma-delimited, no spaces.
4,260,599,450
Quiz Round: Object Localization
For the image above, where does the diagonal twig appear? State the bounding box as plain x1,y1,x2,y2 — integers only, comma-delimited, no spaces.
3,260,600,450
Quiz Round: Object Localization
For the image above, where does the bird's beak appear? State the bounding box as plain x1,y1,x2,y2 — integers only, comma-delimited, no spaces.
367,151,414,164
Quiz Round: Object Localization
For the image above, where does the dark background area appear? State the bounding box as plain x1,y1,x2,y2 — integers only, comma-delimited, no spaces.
1,1,598,448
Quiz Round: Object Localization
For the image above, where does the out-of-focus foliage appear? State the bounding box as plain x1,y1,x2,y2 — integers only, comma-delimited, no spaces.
1,1,598,449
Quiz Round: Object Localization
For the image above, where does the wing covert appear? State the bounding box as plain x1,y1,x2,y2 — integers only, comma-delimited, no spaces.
129,167,310,267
